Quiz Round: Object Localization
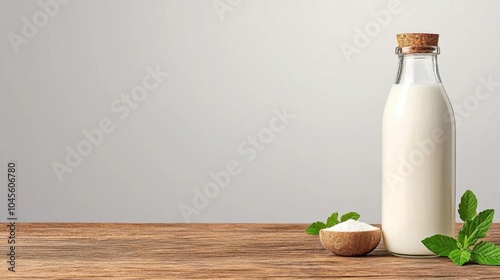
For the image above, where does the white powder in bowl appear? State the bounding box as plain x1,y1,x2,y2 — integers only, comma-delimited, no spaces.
324,219,379,232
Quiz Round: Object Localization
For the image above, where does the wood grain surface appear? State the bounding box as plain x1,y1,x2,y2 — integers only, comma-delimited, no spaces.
2,223,500,279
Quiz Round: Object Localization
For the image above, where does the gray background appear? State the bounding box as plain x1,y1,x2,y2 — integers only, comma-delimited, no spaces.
1,0,499,223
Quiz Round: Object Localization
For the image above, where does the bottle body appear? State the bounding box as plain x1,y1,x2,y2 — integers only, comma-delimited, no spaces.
382,50,455,256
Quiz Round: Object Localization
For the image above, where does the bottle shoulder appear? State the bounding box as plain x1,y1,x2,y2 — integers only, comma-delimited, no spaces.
383,83,454,123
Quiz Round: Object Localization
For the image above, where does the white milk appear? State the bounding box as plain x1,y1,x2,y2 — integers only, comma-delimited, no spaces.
382,83,455,256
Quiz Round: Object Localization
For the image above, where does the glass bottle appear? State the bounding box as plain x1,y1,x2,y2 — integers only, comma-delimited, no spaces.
382,33,455,257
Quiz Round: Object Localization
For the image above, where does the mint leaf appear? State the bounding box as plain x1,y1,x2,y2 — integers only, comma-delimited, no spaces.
458,190,478,222
340,212,360,222
470,241,500,265
306,221,326,235
421,190,496,266
458,209,495,247
448,249,471,266
307,211,361,235
422,234,459,256
326,212,339,227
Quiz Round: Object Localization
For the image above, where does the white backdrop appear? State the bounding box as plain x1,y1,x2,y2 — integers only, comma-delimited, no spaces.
1,0,499,223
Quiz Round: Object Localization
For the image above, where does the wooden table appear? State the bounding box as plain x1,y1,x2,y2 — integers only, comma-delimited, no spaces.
2,223,499,279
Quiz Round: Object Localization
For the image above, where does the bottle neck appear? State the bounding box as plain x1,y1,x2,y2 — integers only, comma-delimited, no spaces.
395,54,442,84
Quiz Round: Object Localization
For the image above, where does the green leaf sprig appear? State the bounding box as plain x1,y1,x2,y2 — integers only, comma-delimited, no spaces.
422,190,500,266
306,211,360,235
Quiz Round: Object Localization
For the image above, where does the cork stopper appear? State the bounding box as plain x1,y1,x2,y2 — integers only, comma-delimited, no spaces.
396,33,439,54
